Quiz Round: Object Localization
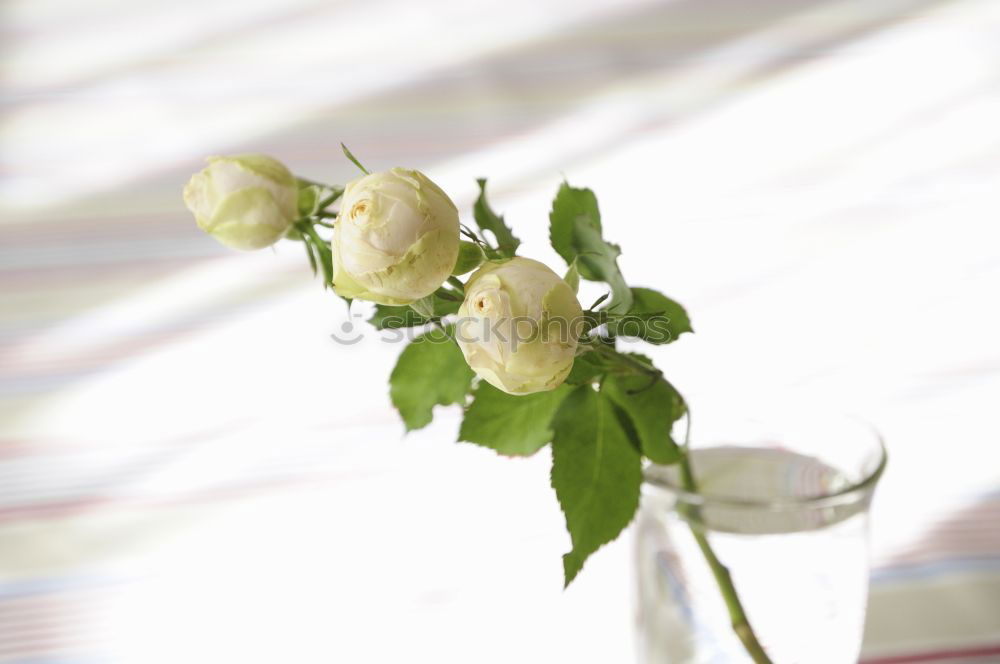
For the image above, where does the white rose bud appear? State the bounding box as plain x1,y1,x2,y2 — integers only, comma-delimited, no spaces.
183,154,298,250
457,257,584,395
331,168,460,305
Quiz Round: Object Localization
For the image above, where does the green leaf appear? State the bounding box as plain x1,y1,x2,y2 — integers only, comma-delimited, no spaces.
341,142,370,175
608,287,692,344
474,179,520,258
453,241,485,276
415,289,462,317
459,382,570,456
548,183,633,314
369,290,461,330
296,181,343,219
584,310,674,334
296,222,334,289
564,351,608,386
370,305,428,330
573,224,632,314
602,373,683,465
432,290,463,316
302,239,318,275
389,327,474,431
564,258,580,294
549,183,598,265
408,296,438,319
297,184,321,218
551,386,643,586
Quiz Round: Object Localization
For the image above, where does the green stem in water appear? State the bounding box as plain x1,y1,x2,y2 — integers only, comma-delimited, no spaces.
678,421,773,664
594,342,773,663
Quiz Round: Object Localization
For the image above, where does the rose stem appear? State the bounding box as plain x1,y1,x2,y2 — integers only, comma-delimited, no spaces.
678,431,773,664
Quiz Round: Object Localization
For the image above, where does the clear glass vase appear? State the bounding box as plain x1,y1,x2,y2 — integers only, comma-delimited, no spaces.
635,407,886,664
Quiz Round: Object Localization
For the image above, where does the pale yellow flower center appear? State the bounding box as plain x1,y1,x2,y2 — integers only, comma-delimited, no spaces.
349,200,370,222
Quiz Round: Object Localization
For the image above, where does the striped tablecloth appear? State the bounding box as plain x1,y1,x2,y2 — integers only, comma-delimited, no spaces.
3,0,999,661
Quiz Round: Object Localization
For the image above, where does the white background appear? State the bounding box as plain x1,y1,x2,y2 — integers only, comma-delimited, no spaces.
2,0,999,661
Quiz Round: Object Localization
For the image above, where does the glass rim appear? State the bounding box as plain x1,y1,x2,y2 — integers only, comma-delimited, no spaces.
642,423,888,511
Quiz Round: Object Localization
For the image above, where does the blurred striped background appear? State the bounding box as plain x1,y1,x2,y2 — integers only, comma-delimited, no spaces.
2,0,999,661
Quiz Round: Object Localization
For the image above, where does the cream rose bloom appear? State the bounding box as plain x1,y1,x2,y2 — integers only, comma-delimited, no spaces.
183,154,298,250
456,257,583,395
331,168,459,305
